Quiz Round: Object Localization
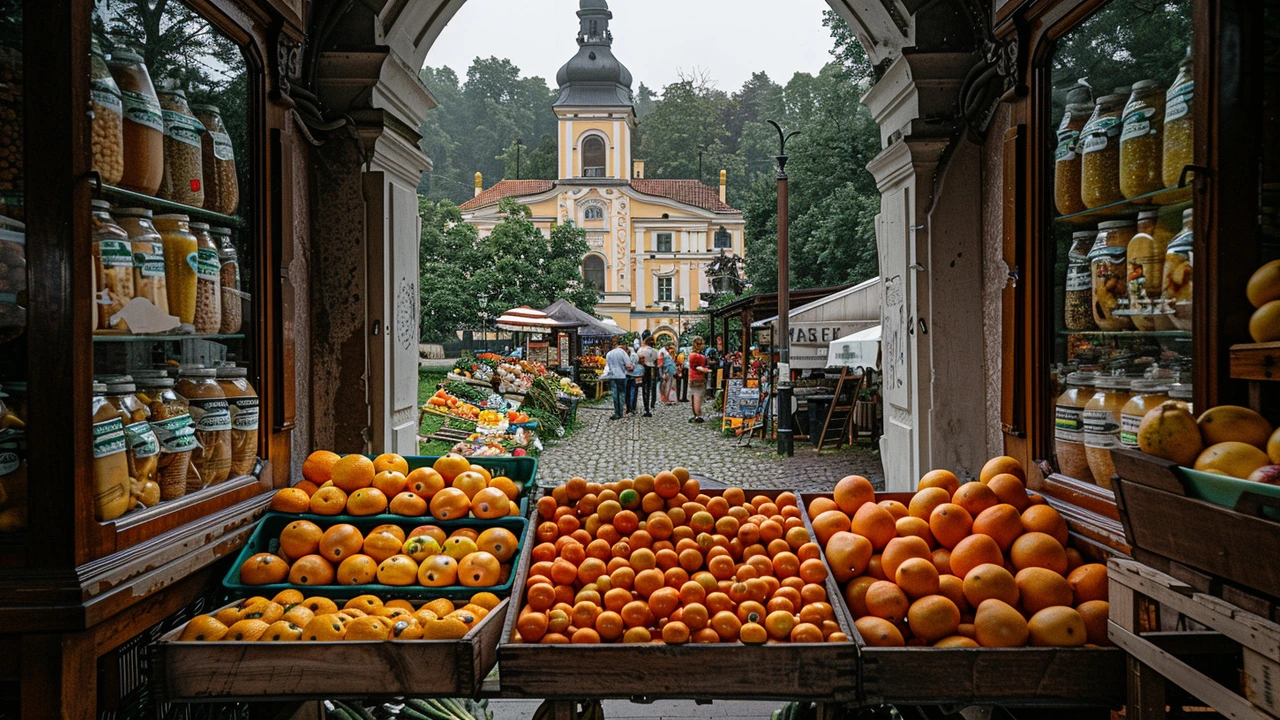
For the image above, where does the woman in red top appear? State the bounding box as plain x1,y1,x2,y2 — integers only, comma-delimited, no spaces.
687,337,710,423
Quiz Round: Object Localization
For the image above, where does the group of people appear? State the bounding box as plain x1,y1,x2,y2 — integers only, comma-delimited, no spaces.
601,335,712,422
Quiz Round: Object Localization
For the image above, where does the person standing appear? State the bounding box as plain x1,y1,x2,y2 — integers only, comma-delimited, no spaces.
603,338,631,420
625,344,643,414
637,335,660,416
688,336,711,423
658,342,676,405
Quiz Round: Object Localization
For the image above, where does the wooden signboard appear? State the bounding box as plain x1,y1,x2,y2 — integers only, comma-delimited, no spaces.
722,379,763,433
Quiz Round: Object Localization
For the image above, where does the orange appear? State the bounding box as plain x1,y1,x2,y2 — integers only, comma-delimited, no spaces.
949,533,1004,580
330,454,375,493
302,613,348,641
372,470,408,498
739,621,768,644
878,500,909,520
418,555,459,586
1021,504,1069,545
864,580,909,623
811,509,852,547
390,618,424,639
293,480,320,497
881,536,931,581
1068,564,1109,604
807,497,839,517
336,554,379,585
710,610,742,641
302,450,341,485
362,530,404,563
476,527,519,563
278,520,323,560
980,456,1026,484
222,619,271,642
1010,532,1068,575
471,487,510,519
962,563,1018,607
372,524,406,542
974,598,1028,647
469,464,494,484
489,476,520,500
987,474,1029,511
565,477,588,500
934,635,980,648
288,555,335,586
918,469,961,496
432,454,471,483
345,594,382,612
851,503,898,550
429,487,471,520
953,482,999,518
908,486,950,522
937,573,967,612
971,504,1023,551
855,616,904,647
516,611,548,642
346,487,388,516
1066,548,1085,574
458,551,501,587
180,615,229,642
790,623,824,643
309,486,348,516
895,516,934,546
928,503,973,549
931,548,953,576
239,553,289,585
833,475,875,514
895,557,941,599
270,487,312,513
653,472,681,499
907,595,961,642
402,535,442,562
407,467,446,499
1015,567,1073,614
452,471,488,500
302,596,339,615
273,589,305,605
843,576,878,617
823,531,872,584
389,491,428,516
374,554,417,585
1077,600,1111,646
319,524,364,562
410,524,447,545
1027,606,1087,647
345,615,393,640
372,453,409,475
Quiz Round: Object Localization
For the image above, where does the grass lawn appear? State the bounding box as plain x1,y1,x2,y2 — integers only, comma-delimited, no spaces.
417,369,456,455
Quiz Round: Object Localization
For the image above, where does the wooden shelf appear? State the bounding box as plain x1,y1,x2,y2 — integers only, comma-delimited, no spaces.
92,332,246,343
1055,184,1193,224
1059,329,1192,340
95,183,246,229
1229,341,1280,381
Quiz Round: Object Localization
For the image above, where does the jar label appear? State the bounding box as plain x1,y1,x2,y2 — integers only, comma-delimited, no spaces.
151,414,198,453
91,82,122,114
1083,409,1120,448
1120,115,1153,142
98,239,133,268
186,251,200,274
133,242,166,278
1055,405,1084,442
121,90,164,133
92,417,127,459
189,398,232,432
0,451,17,477
1080,117,1121,154
1166,81,1194,122
211,131,235,161
1066,266,1092,291
125,420,161,458
1054,129,1079,163
162,110,204,149
196,247,221,282
1119,413,1143,447
230,396,259,432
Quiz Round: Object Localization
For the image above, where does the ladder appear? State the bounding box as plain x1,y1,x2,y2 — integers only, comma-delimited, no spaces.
817,368,861,451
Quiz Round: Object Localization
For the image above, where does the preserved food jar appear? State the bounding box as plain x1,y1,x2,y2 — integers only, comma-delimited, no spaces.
1054,103,1092,215
101,375,161,508
1120,379,1171,448
106,47,163,196
1169,382,1193,414
92,381,131,521
217,365,258,477
0,383,27,532
90,37,124,186
1162,209,1193,331
1120,80,1166,199
1054,371,1097,483
1127,210,1167,331
176,365,231,488
1065,230,1097,331
156,87,204,207
1089,220,1136,331
1163,53,1195,190
0,49,22,196
1083,374,1133,488
1079,93,1127,208
214,226,244,333
113,207,168,315
0,216,26,341
134,370,193,500
192,104,239,215
92,200,134,331
154,214,198,325
191,222,222,334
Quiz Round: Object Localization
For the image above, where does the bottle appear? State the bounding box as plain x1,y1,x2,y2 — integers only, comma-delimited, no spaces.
176,365,231,487
1054,102,1093,215
92,381,131,521
1064,230,1097,332
156,85,205,207
1083,374,1133,489
133,370,193,501
217,365,258,477
192,104,239,215
1120,379,1171,448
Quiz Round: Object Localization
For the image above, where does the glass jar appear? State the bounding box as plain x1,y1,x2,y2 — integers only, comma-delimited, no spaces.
1120,379,1172,449
218,365,258,478
1089,220,1136,331
156,87,205,207
154,214,198,325
1169,382,1194,415
90,37,124,186
192,104,239,215
1079,93,1127,208
1054,103,1092,215
0,48,22,196
92,200,134,332
1065,230,1097,331
191,222,222,334
113,207,168,315
134,370,193,501
101,376,161,508
1083,375,1133,489
1055,371,1097,483
0,216,26,341
1127,210,1168,331
106,47,164,196
214,226,244,334
1161,209,1194,331
0,384,27,532
1120,80,1167,199
176,365,231,488
92,381,131,521
1163,53,1195,190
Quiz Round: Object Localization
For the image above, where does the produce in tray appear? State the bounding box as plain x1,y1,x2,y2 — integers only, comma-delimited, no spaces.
512,471,850,645
177,590,500,642
814,459,1110,649
1138,401,1279,481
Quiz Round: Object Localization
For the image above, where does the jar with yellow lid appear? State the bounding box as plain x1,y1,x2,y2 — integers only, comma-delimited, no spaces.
1119,80,1167,199
92,200,133,332
1161,209,1194,331
113,207,168,316
1055,103,1093,215
1089,220,1136,331
1055,371,1097,483
133,370,193,500
1083,375,1133,488
176,365,231,488
1163,53,1195,191
101,376,160,509
154,214,198,325
217,365,258,478
1120,379,1171,449
1126,210,1168,331
92,382,131,521
1080,93,1128,208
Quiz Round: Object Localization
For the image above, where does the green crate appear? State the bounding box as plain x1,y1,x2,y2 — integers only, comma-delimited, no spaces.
223,512,526,600
1174,466,1280,521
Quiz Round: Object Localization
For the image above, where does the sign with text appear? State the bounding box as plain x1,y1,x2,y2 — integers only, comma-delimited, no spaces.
723,379,762,420
786,322,872,369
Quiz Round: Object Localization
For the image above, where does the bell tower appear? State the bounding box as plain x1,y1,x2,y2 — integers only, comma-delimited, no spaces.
554,0,636,181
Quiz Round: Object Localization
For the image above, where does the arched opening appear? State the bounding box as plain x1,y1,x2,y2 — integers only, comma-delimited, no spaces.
583,255,606,293
582,135,607,177
584,206,604,220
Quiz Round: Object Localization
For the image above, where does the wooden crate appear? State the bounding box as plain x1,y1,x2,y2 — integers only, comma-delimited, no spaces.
1109,557,1280,719
496,489,861,702
151,597,509,701
801,492,1126,709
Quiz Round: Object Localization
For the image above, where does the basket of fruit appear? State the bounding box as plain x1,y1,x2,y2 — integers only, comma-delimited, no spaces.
802,460,1124,708
151,590,507,700
496,471,859,702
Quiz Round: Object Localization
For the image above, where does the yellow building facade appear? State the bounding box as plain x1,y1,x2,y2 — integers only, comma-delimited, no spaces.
459,0,745,341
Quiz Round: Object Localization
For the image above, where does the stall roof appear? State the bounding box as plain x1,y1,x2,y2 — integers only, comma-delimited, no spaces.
495,306,581,332
751,277,882,327
707,284,855,320
541,299,626,337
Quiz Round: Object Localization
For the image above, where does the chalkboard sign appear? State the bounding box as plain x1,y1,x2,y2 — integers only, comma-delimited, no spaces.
724,379,762,420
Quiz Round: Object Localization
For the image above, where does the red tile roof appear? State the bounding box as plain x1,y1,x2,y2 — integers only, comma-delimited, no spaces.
630,179,737,213
459,180,556,212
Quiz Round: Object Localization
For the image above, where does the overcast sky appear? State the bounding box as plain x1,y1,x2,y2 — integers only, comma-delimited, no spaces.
425,0,836,93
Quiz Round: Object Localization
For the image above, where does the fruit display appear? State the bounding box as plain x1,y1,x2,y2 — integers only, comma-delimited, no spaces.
511,471,851,645
273,452,524,520
814,460,1109,649
176,590,501,642
425,389,483,422
1138,402,1279,481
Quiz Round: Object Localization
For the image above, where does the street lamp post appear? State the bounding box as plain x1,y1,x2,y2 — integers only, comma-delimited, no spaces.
768,120,800,458
478,293,490,352
515,139,525,180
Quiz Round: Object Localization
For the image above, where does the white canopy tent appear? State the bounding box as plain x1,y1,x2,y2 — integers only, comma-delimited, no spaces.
751,277,882,369
827,325,882,369
494,306,577,332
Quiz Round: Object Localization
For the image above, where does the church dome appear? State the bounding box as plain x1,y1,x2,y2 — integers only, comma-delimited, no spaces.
554,0,635,109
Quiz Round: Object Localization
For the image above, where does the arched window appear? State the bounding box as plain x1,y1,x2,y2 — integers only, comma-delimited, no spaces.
584,206,604,221
583,255,606,293
714,226,732,249
582,136,607,177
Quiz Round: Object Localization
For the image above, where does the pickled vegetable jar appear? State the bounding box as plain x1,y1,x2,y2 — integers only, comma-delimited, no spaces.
1127,210,1167,331
113,207,168,315
213,226,243,334
191,222,221,334
102,376,160,508
1079,93,1127,208
1163,53,1195,190
1065,230,1097,332
176,365,231,488
157,86,204,207
1120,379,1171,448
1054,103,1092,215
1089,220,1136,331
1120,80,1166,199
90,37,124,186
192,104,239,215
154,214,198,325
106,47,163,196
134,370,193,500
92,200,133,331
1055,371,1097,483
1083,375,1133,489
1162,209,1194,331
217,365,258,478
92,382,131,521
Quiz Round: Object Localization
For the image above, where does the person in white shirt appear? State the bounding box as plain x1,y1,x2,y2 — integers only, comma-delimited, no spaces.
603,337,633,420
637,335,661,416
624,345,644,414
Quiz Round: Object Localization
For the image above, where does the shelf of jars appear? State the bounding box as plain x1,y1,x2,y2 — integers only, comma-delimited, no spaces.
93,333,246,343
95,182,246,229
1058,329,1191,339
1054,182,1193,224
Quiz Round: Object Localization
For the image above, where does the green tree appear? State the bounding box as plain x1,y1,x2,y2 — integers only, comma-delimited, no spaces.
418,198,483,341
471,199,596,314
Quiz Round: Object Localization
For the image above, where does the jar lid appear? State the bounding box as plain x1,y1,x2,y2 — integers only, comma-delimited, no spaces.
1066,371,1098,385
1132,79,1163,90
111,207,154,219
1182,208,1193,221
190,222,211,232
1098,93,1126,105
178,364,217,378
1098,219,1136,230
93,382,108,394
1169,383,1193,399
97,373,133,384
154,213,190,222
131,368,171,379
1112,85,1132,96
1137,209,1160,220
1097,375,1133,390
1072,230,1095,240
135,375,175,388
105,381,137,393
91,199,111,211
190,103,222,115
1066,102,1092,113
1130,379,1170,393
209,226,232,237
217,365,248,378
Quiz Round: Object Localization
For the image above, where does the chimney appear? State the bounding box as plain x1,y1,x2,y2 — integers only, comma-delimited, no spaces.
719,170,727,204
474,172,483,197
632,160,645,179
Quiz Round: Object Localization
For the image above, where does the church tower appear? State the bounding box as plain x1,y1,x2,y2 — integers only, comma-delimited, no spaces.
554,0,636,182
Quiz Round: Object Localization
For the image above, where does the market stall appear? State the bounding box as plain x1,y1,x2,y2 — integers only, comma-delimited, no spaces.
540,298,625,396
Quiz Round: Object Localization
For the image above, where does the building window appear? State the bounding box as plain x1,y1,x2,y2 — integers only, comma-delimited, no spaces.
583,256,606,293
714,227,732,249
584,206,604,221
656,232,673,252
582,136,606,177
657,277,674,302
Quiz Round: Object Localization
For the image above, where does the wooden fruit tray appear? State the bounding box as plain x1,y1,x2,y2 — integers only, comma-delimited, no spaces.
801,492,1125,709
495,489,860,702
151,597,509,701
